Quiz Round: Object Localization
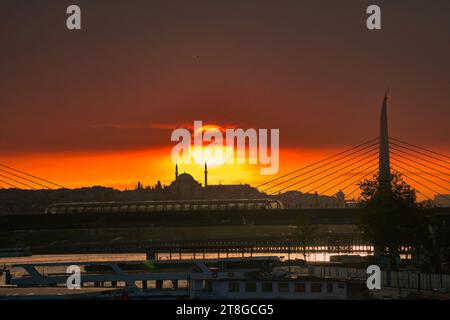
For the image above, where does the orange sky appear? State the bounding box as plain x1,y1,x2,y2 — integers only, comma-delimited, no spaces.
2,147,324,190
2,144,448,202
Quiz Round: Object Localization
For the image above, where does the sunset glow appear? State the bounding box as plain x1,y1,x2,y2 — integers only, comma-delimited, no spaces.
2,143,448,202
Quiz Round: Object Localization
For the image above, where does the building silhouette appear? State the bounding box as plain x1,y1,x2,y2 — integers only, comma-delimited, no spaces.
165,164,345,207
435,194,450,207
168,164,260,199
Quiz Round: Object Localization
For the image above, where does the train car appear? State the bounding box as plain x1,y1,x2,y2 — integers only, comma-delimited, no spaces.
45,199,283,214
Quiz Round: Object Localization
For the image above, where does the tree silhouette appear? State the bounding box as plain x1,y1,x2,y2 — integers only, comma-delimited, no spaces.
357,172,430,270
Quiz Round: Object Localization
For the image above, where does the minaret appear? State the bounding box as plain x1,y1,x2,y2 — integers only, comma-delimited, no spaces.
204,162,208,187
175,164,178,180
379,91,391,192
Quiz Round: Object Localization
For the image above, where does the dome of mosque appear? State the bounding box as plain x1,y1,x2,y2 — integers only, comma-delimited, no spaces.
176,173,196,183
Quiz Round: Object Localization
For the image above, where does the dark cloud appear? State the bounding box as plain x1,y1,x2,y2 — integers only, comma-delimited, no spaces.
0,0,449,155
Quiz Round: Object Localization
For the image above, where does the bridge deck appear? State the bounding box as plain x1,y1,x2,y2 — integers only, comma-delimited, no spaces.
1,207,449,231
1,208,363,230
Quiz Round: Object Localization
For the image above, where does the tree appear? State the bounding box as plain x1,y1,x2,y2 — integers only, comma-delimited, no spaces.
358,172,430,270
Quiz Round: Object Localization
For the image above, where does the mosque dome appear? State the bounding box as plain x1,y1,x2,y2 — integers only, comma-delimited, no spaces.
176,173,196,183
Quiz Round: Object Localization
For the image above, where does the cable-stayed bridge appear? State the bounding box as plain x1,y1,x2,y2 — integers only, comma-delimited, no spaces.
256,136,449,203
257,93,449,204
0,93,448,205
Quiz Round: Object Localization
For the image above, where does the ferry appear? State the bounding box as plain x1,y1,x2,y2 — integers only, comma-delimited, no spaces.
1,256,347,300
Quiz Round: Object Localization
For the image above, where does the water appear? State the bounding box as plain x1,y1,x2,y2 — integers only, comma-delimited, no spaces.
0,247,374,266
0,253,146,265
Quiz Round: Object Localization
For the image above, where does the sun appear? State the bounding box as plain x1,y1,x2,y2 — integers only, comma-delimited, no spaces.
192,125,233,168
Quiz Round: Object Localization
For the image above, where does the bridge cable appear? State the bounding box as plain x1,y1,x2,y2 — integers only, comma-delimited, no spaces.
0,173,36,189
315,161,379,196
389,156,449,184
390,137,450,159
389,138,450,162
264,142,379,193
269,145,379,194
340,167,380,199
389,142,450,170
0,168,52,189
390,160,450,193
0,163,65,189
270,146,379,194
338,166,379,193
296,152,378,193
259,138,379,191
414,191,436,203
256,137,379,189
390,168,450,202
0,179,20,189
390,168,444,203
390,150,450,177
306,156,379,195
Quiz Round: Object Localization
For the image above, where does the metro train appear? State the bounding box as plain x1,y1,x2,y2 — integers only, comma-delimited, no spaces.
45,199,283,214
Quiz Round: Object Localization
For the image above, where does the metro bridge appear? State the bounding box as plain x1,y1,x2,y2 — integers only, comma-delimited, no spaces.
1,207,450,231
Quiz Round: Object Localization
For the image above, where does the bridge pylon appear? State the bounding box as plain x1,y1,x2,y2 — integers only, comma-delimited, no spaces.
379,92,392,193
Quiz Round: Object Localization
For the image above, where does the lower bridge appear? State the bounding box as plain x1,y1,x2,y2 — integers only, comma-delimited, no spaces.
143,237,377,259
0,208,362,230
1,207,449,231
0,207,448,256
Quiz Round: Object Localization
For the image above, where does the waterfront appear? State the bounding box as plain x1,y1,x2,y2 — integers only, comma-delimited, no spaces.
0,247,374,266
